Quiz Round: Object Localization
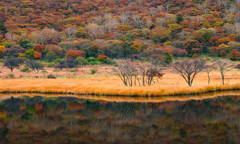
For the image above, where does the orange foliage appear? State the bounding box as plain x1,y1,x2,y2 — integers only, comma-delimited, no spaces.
97,54,107,61
66,50,85,59
33,44,43,53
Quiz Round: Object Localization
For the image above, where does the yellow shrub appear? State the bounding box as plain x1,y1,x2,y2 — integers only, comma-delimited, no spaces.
163,41,172,47
0,46,5,50
18,53,25,58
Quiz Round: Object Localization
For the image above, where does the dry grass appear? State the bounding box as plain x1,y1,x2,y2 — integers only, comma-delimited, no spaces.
0,72,240,97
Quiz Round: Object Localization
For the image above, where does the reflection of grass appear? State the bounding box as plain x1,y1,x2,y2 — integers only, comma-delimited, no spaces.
0,72,240,97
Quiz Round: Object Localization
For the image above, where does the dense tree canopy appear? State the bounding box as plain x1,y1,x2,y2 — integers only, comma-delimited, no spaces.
0,0,240,61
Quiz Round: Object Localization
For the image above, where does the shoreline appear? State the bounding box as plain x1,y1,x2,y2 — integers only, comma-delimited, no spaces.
1,87,240,97
1,91,240,103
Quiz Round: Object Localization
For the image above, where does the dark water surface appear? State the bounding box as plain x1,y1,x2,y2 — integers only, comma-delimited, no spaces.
0,95,240,144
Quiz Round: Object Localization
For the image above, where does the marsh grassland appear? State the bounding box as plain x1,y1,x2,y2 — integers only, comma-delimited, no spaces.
1,71,240,96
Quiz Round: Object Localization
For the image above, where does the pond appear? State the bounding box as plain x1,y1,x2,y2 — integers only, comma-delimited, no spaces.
0,95,239,143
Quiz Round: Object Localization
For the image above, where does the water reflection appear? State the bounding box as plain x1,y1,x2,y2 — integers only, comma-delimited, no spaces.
0,95,239,143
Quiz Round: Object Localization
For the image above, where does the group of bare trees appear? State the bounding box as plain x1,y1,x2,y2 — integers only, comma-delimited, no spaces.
172,58,235,86
114,58,235,87
84,10,177,39
112,60,164,87
29,28,58,44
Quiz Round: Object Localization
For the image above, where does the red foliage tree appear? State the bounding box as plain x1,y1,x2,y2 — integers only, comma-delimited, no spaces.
66,50,85,59
67,102,85,111
230,49,240,60
34,51,42,59
171,47,189,57
209,36,220,46
33,44,43,53
97,54,107,61
35,103,43,110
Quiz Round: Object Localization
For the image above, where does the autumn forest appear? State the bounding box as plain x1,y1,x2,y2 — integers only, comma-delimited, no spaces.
0,0,240,61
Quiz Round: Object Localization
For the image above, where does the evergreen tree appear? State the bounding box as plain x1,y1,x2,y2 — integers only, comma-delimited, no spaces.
176,14,184,24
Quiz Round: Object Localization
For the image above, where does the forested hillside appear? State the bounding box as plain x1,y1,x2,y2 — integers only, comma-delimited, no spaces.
0,0,240,63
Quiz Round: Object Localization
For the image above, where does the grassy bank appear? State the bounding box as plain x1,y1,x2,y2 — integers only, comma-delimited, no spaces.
0,72,240,97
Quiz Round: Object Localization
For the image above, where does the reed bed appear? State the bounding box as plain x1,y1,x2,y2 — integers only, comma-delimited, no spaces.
0,72,240,97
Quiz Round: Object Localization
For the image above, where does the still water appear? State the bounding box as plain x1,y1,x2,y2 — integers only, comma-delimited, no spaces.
0,95,239,144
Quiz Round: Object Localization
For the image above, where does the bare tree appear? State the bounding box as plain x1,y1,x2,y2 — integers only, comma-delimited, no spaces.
136,0,142,5
223,23,235,34
171,58,206,86
229,4,237,15
235,15,240,23
145,62,163,86
157,5,165,11
99,25,107,34
146,18,152,29
234,23,240,35
5,32,18,40
85,23,99,39
149,7,157,16
165,4,170,12
112,60,164,87
29,28,57,44
214,59,232,85
187,16,205,23
217,0,222,6
4,6,8,13
112,60,135,86
132,14,144,29
222,0,228,9
204,9,209,14
65,27,77,37
94,16,103,24
45,2,50,9
156,17,166,26
205,64,215,84
120,12,130,25
104,13,113,20
105,19,119,33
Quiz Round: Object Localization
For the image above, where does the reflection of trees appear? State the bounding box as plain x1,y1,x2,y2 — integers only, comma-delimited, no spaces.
6,120,21,129
1,96,240,143
135,126,146,140
123,131,132,143
30,116,61,131
175,100,201,124
67,120,79,131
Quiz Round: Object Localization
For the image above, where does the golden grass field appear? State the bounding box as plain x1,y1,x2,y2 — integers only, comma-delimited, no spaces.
0,71,240,97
